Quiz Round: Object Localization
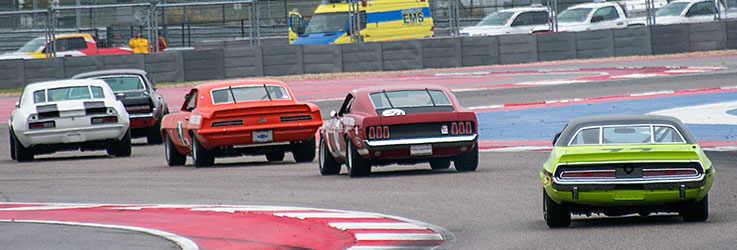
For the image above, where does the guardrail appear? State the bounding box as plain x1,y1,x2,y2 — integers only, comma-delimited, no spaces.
1,20,736,90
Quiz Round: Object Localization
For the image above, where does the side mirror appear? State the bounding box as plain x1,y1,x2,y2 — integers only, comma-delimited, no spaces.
115,92,125,101
330,110,337,118
14,101,20,108
553,132,562,145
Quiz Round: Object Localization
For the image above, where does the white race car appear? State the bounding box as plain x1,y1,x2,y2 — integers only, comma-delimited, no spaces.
9,79,131,162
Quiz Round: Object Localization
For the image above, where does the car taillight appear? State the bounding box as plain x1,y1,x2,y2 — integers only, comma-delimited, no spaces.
91,116,118,124
466,122,473,134
29,121,55,129
367,126,390,139
458,122,466,134
368,127,375,139
126,105,151,113
560,170,615,178
643,169,698,177
383,126,390,139
451,123,458,135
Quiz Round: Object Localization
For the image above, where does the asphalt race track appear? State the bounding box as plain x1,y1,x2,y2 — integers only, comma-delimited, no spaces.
2,53,737,249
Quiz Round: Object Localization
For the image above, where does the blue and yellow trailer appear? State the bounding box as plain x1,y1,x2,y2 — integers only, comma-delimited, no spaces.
288,0,434,44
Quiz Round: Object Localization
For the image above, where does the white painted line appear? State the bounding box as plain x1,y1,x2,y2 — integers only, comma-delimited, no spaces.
630,90,674,97
705,146,737,151
0,205,101,211
468,104,503,110
611,73,659,79
519,80,589,86
306,97,345,103
329,222,426,230
354,233,442,241
0,219,199,250
665,69,711,74
191,206,314,213
347,246,435,250
274,212,381,219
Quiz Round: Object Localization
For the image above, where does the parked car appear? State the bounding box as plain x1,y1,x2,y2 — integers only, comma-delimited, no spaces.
0,33,133,60
9,79,131,162
654,0,726,25
541,115,714,228
73,69,168,144
460,5,550,37
556,2,643,32
160,79,322,167
319,84,478,178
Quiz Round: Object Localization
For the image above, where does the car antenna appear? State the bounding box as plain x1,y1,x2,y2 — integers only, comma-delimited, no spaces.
263,84,273,100
382,90,394,108
425,88,437,106
228,86,237,103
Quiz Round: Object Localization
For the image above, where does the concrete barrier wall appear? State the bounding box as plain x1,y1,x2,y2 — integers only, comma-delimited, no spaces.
182,49,225,81
536,32,576,62
614,27,652,56
498,34,537,64
650,24,691,55
0,59,24,89
461,36,499,66
728,20,737,49
223,47,263,78
6,21,737,89
381,40,423,71
342,43,382,72
576,30,614,59
302,45,342,74
689,22,726,52
422,38,462,68
262,45,304,76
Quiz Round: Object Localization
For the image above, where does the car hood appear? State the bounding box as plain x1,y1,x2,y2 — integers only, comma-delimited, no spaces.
556,144,703,163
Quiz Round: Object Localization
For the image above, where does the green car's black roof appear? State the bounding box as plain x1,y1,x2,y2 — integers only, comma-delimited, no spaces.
554,115,698,146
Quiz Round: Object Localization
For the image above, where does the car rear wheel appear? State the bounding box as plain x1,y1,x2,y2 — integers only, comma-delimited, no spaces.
681,195,709,222
164,133,186,167
429,159,451,170
9,129,16,160
347,138,370,178
319,137,341,175
266,151,285,162
12,129,34,162
146,110,167,145
107,129,131,157
292,137,316,163
543,189,571,228
454,143,478,172
191,135,214,167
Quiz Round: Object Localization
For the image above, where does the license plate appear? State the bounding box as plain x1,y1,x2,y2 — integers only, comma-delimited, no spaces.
410,144,433,156
252,130,273,143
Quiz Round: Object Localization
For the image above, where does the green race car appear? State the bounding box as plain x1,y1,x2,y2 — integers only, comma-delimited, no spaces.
541,115,715,228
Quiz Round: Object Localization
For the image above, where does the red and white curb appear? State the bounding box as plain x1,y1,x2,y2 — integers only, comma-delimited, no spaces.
0,203,452,250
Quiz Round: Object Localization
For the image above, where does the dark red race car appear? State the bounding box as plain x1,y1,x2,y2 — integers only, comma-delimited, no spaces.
319,84,478,177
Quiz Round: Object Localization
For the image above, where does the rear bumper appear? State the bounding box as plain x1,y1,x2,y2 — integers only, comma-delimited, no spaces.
196,123,321,150
19,124,128,147
361,135,477,159
130,117,157,129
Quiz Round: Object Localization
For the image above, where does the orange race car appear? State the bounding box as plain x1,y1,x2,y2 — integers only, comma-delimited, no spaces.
160,80,322,167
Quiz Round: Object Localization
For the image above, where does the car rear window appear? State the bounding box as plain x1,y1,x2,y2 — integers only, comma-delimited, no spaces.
211,85,291,104
35,86,103,103
370,90,452,109
97,75,145,92
569,124,685,145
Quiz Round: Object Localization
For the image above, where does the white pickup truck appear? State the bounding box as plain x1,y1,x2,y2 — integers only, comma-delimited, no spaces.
459,6,550,37
556,2,646,32
654,0,726,25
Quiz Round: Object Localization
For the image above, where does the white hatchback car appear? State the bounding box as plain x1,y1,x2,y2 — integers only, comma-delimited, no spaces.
9,79,131,162
460,6,550,37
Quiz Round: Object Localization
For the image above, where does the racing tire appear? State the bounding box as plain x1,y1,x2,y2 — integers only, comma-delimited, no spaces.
146,126,164,145
12,129,34,162
319,137,341,176
266,151,285,162
429,159,451,170
544,189,571,228
454,143,478,172
164,133,186,167
9,129,16,160
107,129,132,157
191,135,214,168
347,138,371,178
681,195,709,222
292,137,316,163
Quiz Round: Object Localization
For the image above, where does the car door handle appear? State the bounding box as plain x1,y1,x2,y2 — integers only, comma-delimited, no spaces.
184,117,189,121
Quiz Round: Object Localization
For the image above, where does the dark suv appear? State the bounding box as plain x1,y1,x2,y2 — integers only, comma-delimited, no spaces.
73,69,169,144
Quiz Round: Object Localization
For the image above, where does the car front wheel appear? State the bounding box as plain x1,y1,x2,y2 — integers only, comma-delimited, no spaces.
681,195,709,222
347,138,370,178
164,133,186,167
454,143,478,172
319,137,341,175
107,129,131,157
543,189,571,228
191,135,214,167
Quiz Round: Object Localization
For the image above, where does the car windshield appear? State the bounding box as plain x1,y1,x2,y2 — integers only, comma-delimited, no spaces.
34,86,104,103
477,11,515,26
557,8,592,23
97,76,146,92
17,37,46,53
370,90,452,109
305,12,349,33
211,85,291,104
655,2,690,17
569,125,685,145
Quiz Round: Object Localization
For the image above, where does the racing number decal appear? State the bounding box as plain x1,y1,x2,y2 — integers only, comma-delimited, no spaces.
402,9,424,24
